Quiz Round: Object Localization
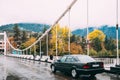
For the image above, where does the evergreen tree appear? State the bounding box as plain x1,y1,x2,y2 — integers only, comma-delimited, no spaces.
104,37,116,51
42,25,47,33
13,24,21,47
92,37,102,52
70,34,76,43
80,36,86,51
22,31,27,43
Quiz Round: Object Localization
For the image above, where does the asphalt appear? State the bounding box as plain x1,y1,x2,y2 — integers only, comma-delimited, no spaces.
0,55,120,80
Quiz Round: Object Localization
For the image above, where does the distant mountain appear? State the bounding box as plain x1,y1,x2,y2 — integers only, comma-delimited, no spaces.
0,23,50,32
0,24,120,39
72,25,120,39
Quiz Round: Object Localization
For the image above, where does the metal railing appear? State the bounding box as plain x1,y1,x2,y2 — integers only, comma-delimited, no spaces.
94,58,120,65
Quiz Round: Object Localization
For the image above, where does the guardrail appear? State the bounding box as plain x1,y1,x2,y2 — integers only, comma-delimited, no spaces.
94,58,120,70
6,54,120,65
94,58,115,64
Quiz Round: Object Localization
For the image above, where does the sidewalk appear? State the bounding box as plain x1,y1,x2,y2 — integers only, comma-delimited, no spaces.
7,54,116,71
6,54,59,63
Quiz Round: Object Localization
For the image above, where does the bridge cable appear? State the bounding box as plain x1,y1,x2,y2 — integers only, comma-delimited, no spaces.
5,0,78,55
21,0,78,52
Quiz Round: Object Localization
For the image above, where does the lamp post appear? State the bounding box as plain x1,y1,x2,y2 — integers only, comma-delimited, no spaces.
86,0,89,56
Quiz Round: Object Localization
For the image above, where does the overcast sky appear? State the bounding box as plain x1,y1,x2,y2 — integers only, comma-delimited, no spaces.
0,0,120,30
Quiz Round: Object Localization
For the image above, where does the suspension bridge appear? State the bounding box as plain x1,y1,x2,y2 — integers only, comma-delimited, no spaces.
0,0,120,79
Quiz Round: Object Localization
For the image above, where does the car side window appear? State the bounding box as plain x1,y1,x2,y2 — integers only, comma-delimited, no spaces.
74,56,80,62
65,56,75,62
60,56,67,62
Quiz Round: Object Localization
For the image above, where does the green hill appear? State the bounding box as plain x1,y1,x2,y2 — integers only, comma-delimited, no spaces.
72,25,120,39
0,23,50,33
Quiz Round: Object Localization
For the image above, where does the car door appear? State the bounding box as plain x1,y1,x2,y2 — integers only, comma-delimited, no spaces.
55,56,67,71
63,56,76,72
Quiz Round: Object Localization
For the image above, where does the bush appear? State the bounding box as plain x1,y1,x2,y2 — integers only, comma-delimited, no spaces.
89,48,97,56
98,49,108,57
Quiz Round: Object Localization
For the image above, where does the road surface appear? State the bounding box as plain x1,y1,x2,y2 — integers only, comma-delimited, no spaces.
0,55,120,80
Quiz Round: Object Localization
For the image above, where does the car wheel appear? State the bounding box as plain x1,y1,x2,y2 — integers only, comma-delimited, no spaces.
51,65,56,73
71,69,78,78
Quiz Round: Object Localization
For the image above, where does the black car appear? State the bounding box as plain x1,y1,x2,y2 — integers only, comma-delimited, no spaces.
51,55,104,78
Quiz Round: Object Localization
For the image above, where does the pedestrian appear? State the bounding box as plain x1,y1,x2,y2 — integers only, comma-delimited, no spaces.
50,53,53,60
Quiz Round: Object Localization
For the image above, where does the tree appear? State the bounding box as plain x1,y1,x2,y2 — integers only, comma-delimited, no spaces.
104,37,116,51
20,37,36,49
13,24,21,48
41,37,47,55
98,49,108,57
70,34,76,43
70,43,83,54
88,29,105,42
31,33,39,38
92,37,102,52
50,24,70,55
8,37,17,48
89,48,97,56
21,31,27,43
80,36,86,52
88,29,106,52
42,25,47,33
13,24,21,42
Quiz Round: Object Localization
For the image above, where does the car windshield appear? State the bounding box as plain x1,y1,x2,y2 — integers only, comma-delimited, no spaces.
77,55,96,63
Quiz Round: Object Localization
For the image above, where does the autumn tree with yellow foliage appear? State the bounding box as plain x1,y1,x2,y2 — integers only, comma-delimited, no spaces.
88,29,105,41
20,37,36,54
70,43,83,54
8,37,17,48
50,24,70,55
21,37,36,48
50,24,83,55
88,29,106,52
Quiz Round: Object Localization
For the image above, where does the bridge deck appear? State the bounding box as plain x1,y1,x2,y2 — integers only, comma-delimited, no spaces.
6,54,118,71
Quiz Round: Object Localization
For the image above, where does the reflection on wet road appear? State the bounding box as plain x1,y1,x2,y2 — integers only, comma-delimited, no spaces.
0,55,120,80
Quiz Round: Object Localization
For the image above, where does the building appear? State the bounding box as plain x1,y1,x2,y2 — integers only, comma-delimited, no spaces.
0,40,4,54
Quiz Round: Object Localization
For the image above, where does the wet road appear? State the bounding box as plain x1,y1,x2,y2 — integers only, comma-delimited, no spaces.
0,55,120,80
